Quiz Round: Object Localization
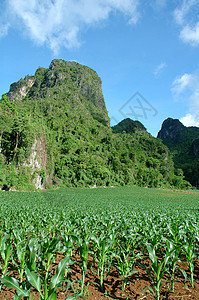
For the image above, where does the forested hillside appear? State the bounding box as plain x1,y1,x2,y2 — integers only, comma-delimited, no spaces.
0,60,190,190
158,118,199,187
112,118,146,134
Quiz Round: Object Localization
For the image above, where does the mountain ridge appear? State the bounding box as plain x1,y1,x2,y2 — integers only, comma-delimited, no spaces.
112,118,146,134
0,59,190,190
157,117,199,187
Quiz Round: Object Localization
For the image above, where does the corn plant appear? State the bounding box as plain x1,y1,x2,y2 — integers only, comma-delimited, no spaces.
144,244,172,300
77,238,90,295
26,256,71,299
2,256,71,300
164,241,181,292
1,276,30,300
0,233,12,278
26,238,38,272
36,238,60,297
114,233,141,290
13,242,27,283
61,234,75,258
0,187,198,299
91,234,114,292
182,232,197,288
115,251,138,291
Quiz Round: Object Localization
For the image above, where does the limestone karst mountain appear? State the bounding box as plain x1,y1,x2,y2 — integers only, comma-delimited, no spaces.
0,60,189,190
112,118,146,134
158,118,199,187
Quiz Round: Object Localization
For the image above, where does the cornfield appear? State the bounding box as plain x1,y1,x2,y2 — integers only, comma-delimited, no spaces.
0,187,198,299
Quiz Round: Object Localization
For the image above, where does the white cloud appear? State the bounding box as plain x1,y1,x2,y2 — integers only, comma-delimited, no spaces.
153,62,166,77
0,23,9,38
180,113,199,127
3,0,140,53
180,22,199,46
150,0,167,11
172,73,195,95
174,0,199,46
174,0,196,25
172,71,199,126
155,0,167,8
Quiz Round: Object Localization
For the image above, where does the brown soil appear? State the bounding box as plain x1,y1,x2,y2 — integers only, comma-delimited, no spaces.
0,254,199,300
158,188,199,195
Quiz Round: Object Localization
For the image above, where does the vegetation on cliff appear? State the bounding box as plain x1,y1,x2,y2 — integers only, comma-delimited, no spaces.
158,118,199,187
112,118,146,134
0,60,190,190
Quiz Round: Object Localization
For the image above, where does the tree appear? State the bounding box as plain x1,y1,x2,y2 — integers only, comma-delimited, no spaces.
0,94,15,153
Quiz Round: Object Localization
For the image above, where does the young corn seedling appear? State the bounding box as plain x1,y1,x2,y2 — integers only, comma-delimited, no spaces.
144,244,172,300
182,234,197,288
77,239,90,295
115,251,138,291
168,222,184,245
37,237,60,297
0,232,12,292
115,233,140,290
25,256,71,300
91,234,114,292
13,237,38,280
1,276,30,300
26,238,38,272
59,233,76,282
0,234,12,278
1,257,71,300
61,234,74,258
162,237,187,294
13,242,27,284
166,243,181,292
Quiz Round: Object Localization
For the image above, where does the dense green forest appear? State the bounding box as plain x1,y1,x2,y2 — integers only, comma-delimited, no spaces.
0,59,190,190
112,118,146,134
158,118,199,188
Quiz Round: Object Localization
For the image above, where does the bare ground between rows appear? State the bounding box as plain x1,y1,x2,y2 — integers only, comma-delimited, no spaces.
0,253,199,300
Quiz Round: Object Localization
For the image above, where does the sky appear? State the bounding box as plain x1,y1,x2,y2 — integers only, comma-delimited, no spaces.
1,0,199,136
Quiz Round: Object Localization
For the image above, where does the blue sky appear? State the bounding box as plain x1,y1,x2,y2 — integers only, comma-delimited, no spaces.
1,0,199,136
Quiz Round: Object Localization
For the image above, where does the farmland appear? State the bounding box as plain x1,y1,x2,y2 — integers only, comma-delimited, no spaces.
0,187,199,299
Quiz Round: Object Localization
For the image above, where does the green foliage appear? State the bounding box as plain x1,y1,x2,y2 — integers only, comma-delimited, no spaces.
159,119,199,187
112,118,146,134
0,187,198,298
0,60,189,190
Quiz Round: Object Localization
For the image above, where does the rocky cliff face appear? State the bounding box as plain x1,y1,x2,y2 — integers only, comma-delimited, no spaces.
8,76,35,101
157,118,185,141
3,59,110,189
23,136,49,189
49,60,106,111
158,117,199,187
191,138,199,157
7,59,109,126
0,60,189,191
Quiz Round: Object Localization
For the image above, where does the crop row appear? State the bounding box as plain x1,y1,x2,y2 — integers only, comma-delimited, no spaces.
0,189,198,299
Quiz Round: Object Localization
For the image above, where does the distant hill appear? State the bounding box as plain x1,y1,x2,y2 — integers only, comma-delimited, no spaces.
0,60,190,190
158,117,199,187
112,118,146,134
